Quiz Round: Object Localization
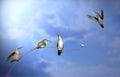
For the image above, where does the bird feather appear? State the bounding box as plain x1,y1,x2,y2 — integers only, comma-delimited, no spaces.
87,15,98,22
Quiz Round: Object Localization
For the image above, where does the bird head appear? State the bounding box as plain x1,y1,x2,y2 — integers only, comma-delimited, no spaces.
56,34,62,40
16,47,23,51
58,35,62,40
43,39,49,44
15,47,23,53
18,47,23,49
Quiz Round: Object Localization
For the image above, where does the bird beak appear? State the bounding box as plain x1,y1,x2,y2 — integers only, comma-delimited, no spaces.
56,33,59,36
18,47,23,49
48,40,52,42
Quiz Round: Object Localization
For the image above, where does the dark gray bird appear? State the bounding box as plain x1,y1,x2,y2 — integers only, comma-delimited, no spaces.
57,35,64,56
36,39,49,49
6,47,23,63
88,10,104,28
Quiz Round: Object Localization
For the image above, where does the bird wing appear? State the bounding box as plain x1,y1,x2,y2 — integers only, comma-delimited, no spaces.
57,44,64,56
94,11,101,17
57,42,58,49
87,15,98,22
101,10,104,19
62,44,64,50
6,52,15,62
37,41,43,48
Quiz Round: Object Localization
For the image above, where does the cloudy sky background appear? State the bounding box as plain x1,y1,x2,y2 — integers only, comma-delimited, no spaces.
0,0,120,77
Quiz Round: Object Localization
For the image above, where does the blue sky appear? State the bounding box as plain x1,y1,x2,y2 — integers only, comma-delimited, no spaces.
0,0,120,77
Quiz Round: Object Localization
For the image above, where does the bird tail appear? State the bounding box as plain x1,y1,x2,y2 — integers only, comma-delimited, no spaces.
100,24,104,28
11,60,18,63
6,56,11,62
58,50,62,56
6,58,9,62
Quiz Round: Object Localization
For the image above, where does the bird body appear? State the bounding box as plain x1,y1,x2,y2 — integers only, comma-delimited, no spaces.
97,16,104,28
6,47,22,63
57,35,64,56
88,10,104,28
80,43,85,47
36,39,48,49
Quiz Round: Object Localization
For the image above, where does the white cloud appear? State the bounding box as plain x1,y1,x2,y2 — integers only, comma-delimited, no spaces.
82,27,120,64
64,37,77,42
6,28,30,40
46,63,120,77
32,57,50,65
44,0,100,32
1,0,52,45
1,0,101,44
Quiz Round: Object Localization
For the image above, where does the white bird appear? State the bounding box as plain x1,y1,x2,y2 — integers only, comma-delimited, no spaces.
6,47,23,63
36,39,49,49
88,9,104,28
80,43,85,47
57,35,64,56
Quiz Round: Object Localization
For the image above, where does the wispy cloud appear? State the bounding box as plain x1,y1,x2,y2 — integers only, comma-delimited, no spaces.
46,63,120,77
1,0,102,43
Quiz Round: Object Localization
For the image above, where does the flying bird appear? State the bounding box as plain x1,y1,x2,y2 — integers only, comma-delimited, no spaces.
88,9,104,28
6,47,23,63
57,34,64,56
36,39,49,49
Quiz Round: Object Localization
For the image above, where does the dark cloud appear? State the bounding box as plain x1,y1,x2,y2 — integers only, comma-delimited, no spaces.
0,58,52,77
